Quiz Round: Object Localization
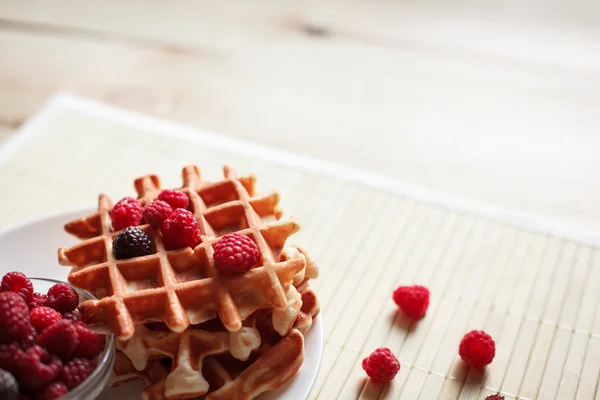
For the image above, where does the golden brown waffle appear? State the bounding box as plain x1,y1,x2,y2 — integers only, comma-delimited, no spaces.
117,322,262,399
110,351,168,389
58,165,306,340
204,329,305,400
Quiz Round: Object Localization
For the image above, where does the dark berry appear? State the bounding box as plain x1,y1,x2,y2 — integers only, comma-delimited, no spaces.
0,368,18,400
112,226,153,260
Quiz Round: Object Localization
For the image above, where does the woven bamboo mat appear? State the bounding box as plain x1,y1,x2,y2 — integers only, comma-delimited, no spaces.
0,95,599,400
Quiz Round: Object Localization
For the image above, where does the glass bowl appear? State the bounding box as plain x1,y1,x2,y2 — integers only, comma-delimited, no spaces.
30,278,116,400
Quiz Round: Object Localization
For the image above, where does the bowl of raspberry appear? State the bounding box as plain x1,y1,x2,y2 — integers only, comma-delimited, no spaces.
0,272,116,400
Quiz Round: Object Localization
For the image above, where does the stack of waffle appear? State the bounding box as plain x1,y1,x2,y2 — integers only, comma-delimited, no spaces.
57,165,320,400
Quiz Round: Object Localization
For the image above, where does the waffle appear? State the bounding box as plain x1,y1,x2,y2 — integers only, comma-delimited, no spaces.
58,165,306,340
110,351,168,390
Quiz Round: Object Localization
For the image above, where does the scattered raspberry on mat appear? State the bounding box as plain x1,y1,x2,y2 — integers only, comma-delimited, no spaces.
161,209,201,250
28,293,49,310
37,320,79,361
158,189,189,210
15,345,61,391
47,283,78,314
1,272,34,303
30,307,62,334
213,233,260,274
110,196,143,231
142,200,173,229
392,284,430,320
485,394,505,400
38,381,69,400
60,358,96,389
0,368,19,400
73,323,105,360
112,226,154,260
0,292,33,345
459,330,496,368
362,347,400,383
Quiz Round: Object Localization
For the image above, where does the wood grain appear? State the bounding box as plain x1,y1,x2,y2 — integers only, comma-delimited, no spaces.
0,0,599,236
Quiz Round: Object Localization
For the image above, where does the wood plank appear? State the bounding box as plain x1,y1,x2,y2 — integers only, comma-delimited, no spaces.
1,1,600,237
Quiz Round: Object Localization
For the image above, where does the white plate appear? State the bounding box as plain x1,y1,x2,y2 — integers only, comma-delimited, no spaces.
0,209,323,400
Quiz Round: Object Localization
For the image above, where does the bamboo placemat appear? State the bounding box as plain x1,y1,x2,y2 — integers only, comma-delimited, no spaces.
0,95,599,400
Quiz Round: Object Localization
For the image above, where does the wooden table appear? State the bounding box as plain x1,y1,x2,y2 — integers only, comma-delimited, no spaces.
1,0,600,236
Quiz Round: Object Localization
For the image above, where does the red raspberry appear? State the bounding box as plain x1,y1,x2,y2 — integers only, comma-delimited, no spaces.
20,326,37,350
1,272,34,303
38,382,69,400
73,323,105,359
459,330,496,368
47,283,78,314
38,320,79,361
158,189,189,210
213,233,260,274
28,293,49,310
60,357,96,389
142,200,173,229
30,307,62,333
392,285,430,320
15,345,61,391
0,292,32,344
0,343,24,373
110,197,142,231
485,395,505,400
161,209,201,250
362,347,400,382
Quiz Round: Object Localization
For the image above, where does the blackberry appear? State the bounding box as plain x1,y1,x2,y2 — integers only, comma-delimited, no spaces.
112,227,153,260
0,368,19,400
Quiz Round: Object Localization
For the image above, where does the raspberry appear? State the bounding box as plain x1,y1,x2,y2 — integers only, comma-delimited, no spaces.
158,189,189,210
38,382,68,400
28,293,49,310
62,312,79,322
0,344,24,374
0,292,32,344
161,209,201,250
38,320,79,361
60,358,96,389
73,323,105,359
19,327,37,350
112,226,154,260
1,272,34,303
485,395,505,400
392,285,430,320
362,347,400,382
213,233,260,274
30,307,62,333
15,346,61,391
142,200,173,229
110,197,142,231
0,368,18,400
459,330,496,368
47,283,78,314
